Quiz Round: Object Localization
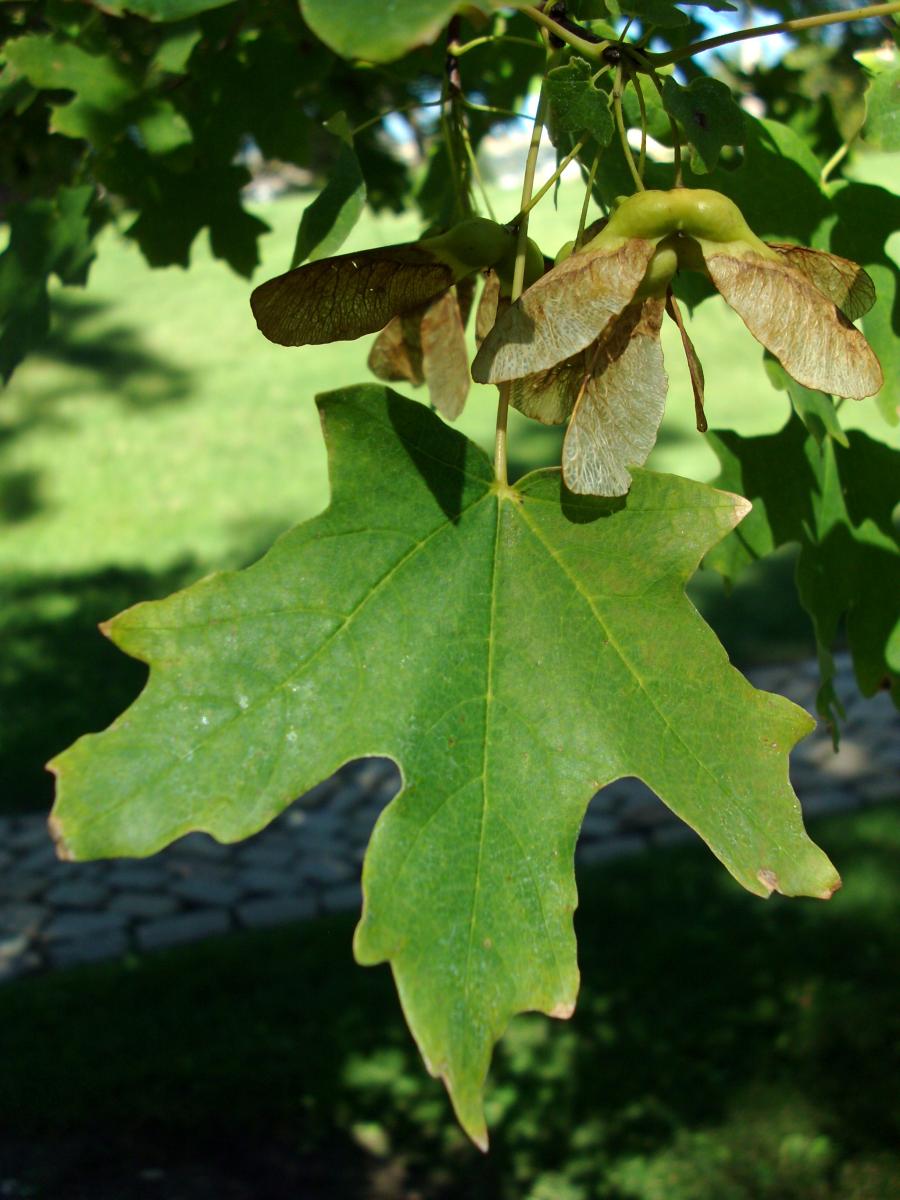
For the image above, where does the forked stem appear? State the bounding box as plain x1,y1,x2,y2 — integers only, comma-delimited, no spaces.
517,135,587,219
520,1,900,68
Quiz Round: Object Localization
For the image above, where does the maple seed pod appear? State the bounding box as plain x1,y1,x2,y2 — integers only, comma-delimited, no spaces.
421,217,514,276
494,236,545,295
595,188,771,253
555,239,576,266
635,238,680,298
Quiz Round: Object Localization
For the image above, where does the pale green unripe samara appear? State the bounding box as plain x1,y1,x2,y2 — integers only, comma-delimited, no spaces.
591,188,770,253
421,218,515,276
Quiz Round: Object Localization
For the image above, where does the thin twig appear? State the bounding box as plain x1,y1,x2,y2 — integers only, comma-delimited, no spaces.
576,151,601,247
651,2,900,67
495,79,549,486
613,65,644,192
517,136,587,219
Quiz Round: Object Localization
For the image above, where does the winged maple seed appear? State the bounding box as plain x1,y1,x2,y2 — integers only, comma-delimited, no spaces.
472,188,883,497
368,279,475,420
250,217,515,349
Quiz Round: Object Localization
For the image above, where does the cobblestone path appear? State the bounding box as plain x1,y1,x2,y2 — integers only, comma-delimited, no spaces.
1,655,896,982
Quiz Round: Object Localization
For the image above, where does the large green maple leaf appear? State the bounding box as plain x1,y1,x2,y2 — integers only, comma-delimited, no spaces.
50,387,838,1147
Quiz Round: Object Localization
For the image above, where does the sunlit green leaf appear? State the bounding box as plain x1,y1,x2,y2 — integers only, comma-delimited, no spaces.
52,388,839,1147
863,66,900,152
546,57,614,145
136,98,193,156
4,35,137,144
300,0,490,62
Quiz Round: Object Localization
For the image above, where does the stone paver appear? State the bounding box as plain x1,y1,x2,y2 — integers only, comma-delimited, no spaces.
137,909,231,952
0,654,896,981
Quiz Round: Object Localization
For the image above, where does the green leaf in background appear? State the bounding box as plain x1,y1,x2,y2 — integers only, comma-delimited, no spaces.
679,0,737,9
291,113,367,268
609,0,689,29
4,34,137,145
51,388,839,1147
828,181,900,427
120,163,268,277
136,98,193,156
98,0,238,19
0,186,97,382
863,66,900,151
151,25,204,74
300,0,480,62
662,76,745,173
764,357,848,448
546,57,614,145
706,417,900,722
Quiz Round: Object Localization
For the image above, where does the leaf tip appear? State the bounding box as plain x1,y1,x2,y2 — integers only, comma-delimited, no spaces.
730,493,752,524
757,865,842,900
819,874,842,901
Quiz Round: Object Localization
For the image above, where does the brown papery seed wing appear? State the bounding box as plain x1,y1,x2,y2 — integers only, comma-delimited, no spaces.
471,239,656,384
368,310,426,385
509,354,586,426
421,288,471,421
706,251,884,400
475,271,503,349
767,244,876,322
251,245,453,346
562,296,668,497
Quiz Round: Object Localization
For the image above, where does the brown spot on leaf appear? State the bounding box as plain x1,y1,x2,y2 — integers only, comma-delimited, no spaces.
757,867,779,894
550,1000,575,1019
47,812,75,862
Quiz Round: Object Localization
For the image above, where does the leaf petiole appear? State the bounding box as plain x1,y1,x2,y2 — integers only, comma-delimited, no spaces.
613,66,644,193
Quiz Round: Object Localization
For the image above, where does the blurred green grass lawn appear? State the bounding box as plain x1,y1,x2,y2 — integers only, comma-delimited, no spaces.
1,160,898,810
0,805,897,1199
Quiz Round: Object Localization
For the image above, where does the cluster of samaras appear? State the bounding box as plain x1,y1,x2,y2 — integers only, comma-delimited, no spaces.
251,188,882,496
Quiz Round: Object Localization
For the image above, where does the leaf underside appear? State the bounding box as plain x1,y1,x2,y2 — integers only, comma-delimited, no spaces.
50,388,839,1148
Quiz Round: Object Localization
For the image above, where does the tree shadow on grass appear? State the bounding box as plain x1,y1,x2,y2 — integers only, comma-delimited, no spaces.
0,561,200,816
0,807,896,1198
1,511,302,817
29,294,195,412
